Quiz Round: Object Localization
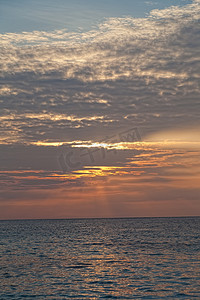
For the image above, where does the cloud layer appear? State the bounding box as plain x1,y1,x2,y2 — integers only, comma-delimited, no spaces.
0,1,200,218
0,1,200,145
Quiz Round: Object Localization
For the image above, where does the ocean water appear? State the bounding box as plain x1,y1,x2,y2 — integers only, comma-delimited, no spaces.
0,217,199,299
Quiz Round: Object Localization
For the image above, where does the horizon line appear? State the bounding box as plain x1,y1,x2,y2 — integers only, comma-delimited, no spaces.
0,215,199,221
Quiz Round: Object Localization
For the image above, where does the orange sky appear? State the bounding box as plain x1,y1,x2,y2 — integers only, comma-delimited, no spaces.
1,141,199,219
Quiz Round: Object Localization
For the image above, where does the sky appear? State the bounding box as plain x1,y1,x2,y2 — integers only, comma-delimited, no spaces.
0,0,199,219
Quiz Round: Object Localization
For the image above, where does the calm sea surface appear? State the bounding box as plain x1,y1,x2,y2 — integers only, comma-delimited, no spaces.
0,217,199,299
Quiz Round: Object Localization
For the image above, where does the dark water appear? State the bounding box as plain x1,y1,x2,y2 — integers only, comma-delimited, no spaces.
0,217,199,299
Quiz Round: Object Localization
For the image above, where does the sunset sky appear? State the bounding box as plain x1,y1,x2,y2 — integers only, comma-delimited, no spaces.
0,0,200,219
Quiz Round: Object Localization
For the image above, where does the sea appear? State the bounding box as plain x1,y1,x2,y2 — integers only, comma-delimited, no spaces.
0,217,199,299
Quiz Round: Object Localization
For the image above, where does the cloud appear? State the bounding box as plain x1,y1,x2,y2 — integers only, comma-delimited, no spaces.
0,1,199,80
0,1,200,218
0,1,199,147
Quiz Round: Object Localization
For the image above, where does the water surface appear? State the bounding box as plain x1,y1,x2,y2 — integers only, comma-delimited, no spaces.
0,217,199,299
